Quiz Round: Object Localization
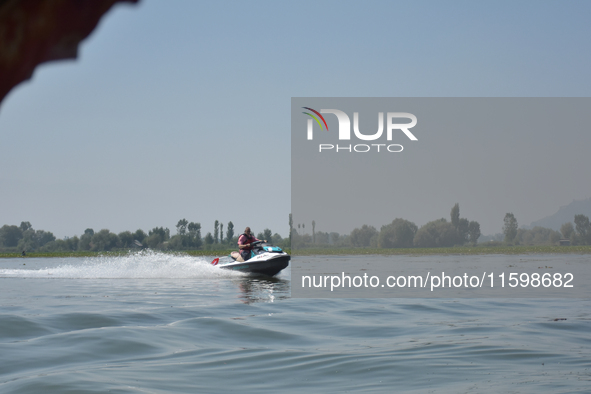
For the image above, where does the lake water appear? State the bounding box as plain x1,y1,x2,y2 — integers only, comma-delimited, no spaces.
1,251,590,393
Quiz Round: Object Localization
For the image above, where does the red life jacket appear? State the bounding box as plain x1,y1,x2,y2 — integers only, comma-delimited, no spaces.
238,233,258,251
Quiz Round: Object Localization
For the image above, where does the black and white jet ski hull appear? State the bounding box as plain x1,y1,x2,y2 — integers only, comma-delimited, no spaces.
218,252,289,276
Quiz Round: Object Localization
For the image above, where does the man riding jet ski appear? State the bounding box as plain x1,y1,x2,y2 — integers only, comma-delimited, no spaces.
210,226,290,276
237,227,263,262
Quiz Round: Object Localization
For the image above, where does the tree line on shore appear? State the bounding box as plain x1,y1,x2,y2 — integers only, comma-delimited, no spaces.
2,205,590,253
291,205,591,248
0,219,288,253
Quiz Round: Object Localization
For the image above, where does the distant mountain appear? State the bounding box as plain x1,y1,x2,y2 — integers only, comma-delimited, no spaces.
530,197,591,231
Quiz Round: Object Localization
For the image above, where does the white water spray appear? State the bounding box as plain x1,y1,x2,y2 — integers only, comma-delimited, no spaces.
0,250,244,279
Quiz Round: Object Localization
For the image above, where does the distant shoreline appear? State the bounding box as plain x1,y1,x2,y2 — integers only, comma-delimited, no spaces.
2,245,591,258
291,245,591,256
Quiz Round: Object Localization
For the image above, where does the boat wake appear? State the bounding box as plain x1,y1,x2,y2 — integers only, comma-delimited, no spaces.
0,250,244,279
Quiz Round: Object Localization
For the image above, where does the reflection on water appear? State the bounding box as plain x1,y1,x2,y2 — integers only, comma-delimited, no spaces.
233,276,291,304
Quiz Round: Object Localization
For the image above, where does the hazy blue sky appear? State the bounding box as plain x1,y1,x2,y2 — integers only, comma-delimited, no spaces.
1,0,590,238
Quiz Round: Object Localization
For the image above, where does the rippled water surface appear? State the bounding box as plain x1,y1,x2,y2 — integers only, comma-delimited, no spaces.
1,252,590,393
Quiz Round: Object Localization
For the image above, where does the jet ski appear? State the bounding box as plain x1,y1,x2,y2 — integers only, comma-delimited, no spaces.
211,241,290,277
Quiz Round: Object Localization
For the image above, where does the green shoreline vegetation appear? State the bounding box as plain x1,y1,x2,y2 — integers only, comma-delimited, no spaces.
1,204,590,258
291,245,591,256
2,245,591,259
